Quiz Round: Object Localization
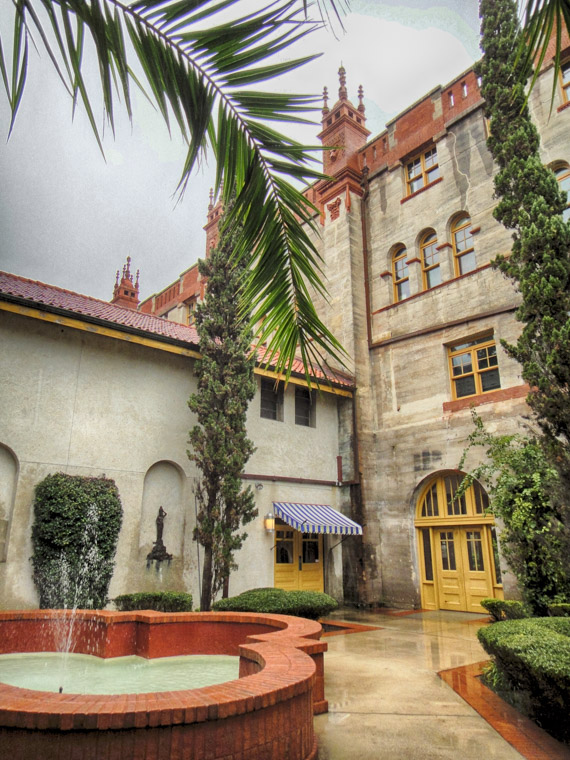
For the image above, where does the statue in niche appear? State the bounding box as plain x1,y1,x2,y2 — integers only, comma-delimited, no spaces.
146,506,173,565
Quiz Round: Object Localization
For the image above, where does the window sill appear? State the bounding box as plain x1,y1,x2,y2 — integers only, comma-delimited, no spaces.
401,176,443,204
443,384,530,413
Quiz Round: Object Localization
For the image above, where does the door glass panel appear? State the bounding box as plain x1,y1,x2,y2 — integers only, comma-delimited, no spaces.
445,474,467,515
466,531,485,571
422,529,433,581
421,483,439,517
302,533,319,564
276,529,294,564
473,481,489,514
491,527,503,584
439,531,456,571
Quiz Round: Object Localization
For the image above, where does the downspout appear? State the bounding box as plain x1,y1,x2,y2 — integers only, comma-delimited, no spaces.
360,166,373,348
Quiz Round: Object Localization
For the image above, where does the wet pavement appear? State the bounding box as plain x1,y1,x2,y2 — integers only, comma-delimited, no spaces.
315,609,529,760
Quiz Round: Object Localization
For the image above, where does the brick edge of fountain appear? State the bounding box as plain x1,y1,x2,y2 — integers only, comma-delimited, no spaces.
0,610,326,760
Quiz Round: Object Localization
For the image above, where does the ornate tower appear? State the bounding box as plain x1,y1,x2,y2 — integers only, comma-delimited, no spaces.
318,66,370,184
111,257,140,309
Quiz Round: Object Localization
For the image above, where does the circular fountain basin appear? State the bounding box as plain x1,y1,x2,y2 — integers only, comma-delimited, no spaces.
0,609,327,760
0,652,239,694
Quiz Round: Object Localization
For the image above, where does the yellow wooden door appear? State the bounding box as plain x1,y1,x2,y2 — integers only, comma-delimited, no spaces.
435,527,495,613
461,527,494,613
274,522,323,592
435,528,466,611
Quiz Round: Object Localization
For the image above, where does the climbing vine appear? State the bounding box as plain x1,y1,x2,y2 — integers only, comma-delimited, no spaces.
31,473,123,609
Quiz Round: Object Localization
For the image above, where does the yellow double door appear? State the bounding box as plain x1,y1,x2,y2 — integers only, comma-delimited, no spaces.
435,525,499,613
274,521,324,592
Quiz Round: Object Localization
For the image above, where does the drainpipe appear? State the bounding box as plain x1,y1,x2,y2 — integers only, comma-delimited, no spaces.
360,166,373,349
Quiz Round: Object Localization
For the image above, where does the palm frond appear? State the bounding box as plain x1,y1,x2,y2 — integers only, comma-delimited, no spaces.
520,0,570,105
2,0,348,378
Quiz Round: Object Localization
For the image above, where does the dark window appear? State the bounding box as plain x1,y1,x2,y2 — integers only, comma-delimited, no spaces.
422,529,434,581
260,378,283,421
295,387,315,427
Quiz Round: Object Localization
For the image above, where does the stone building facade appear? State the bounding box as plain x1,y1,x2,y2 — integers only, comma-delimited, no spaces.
302,38,570,610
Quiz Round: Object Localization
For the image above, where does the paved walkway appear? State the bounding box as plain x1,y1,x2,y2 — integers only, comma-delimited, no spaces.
314,609,567,760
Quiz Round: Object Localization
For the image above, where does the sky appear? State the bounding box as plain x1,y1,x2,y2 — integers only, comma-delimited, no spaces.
0,1,479,303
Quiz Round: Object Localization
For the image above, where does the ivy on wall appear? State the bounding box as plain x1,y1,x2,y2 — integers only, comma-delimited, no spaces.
31,473,123,609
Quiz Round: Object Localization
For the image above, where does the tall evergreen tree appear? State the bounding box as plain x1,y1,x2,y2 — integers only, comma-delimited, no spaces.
188,211,257,612
477,0,570,460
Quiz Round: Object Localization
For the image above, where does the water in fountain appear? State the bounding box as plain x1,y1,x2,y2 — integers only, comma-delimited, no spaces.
40,501,104,691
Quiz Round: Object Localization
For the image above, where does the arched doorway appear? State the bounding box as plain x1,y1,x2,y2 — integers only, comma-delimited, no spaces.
415,472,503,613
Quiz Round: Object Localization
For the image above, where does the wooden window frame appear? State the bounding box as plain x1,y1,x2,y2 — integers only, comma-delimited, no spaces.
448,335,501,400
294,386,316,427
451,215,476,276
392,246,410,303
405,146,439,196
560,60,570,104
260,378,284,421
420,230,441,290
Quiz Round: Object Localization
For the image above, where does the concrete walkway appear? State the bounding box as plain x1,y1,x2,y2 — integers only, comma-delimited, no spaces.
315,609,525,760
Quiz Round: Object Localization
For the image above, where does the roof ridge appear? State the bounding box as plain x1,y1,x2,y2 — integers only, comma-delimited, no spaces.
0,270,175,324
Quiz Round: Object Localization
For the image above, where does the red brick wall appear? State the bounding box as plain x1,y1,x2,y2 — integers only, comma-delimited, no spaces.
0,610,326,760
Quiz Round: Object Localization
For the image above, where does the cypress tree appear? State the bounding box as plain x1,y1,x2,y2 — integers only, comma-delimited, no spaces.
188,208,257,612
477,0,570,458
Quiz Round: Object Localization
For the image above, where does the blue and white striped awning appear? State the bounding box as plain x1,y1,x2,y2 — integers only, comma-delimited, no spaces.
273,502,362,536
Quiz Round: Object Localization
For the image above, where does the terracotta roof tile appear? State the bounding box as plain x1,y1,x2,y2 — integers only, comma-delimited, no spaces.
0,270,354,389
0,271,200,345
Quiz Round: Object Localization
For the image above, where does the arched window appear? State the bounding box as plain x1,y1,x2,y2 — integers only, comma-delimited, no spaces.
554,165,570,223
392,246,410,302
451,215,476,275
561,60,570,104
420,231,441,289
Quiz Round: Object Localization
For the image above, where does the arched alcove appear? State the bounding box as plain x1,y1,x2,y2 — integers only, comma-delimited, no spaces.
140,461,185,559
0,444,19,562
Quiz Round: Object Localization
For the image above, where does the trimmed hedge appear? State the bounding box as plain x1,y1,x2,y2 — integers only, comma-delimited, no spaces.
114,592,193,612
478,617,570,743
31,473,123,609
548,603,570,617
481,598,530,622
212,588,338,620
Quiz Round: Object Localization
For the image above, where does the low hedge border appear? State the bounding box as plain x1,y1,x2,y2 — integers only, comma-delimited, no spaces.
113,592,193,612
212,588,338,620
480,598,530,621
477,617,570,743
548,603,570,617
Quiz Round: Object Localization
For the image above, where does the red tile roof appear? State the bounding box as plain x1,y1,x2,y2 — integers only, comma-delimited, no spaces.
0,270,354,389
0,270,200,345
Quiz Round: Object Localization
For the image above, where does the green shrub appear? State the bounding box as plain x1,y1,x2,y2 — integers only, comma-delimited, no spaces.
478,617,570,742
212,588,338,620
548,603,570,617
481,598,530,621
31,473,123,609
113,592,193,612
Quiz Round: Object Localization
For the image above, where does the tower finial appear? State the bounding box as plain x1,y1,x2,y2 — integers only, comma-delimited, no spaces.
322,86,329,115
358,84,365,113
338,64,347,101
208,187,214,210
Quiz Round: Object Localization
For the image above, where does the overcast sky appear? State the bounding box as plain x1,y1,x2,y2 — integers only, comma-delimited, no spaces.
0,1,479,303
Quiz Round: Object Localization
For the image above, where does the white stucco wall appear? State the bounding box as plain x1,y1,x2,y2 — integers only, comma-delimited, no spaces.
0,310,345,608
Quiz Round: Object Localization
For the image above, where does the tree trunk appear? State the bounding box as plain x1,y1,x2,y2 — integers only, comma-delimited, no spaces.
222,576,229,598
200,546,213,611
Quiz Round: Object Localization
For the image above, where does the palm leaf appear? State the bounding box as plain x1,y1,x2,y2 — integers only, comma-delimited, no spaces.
2,0,348,379
520,0,570,105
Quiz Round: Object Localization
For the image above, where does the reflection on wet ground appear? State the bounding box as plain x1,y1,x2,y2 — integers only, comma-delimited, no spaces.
315,609,569,760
